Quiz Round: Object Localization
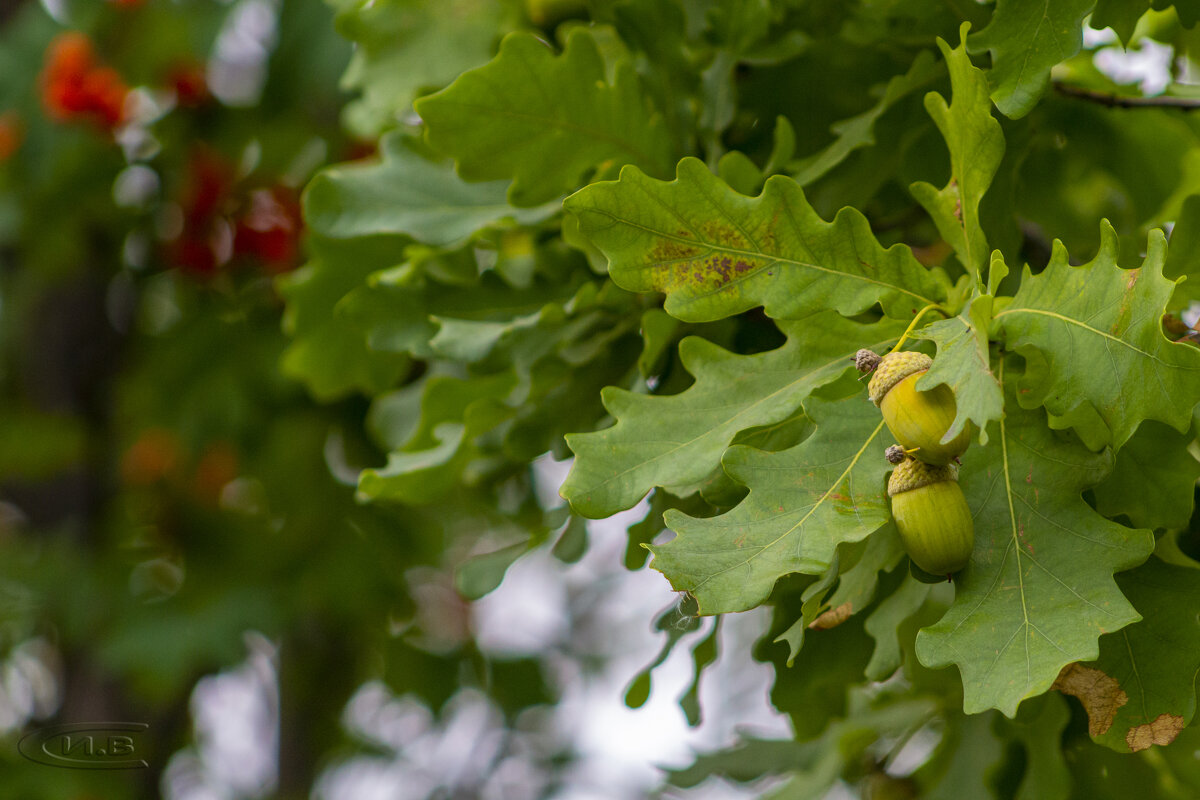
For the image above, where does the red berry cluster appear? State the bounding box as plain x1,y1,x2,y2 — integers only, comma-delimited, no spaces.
168,149,302,278
40,32,129,131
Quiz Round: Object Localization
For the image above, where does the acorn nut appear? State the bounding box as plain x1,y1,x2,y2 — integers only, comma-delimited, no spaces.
887,457,974,576
864,351,970,465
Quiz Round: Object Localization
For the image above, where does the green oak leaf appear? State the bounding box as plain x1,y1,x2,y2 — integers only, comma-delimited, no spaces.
865,571,931,681
911,27,1005,281
915,295,1004,445
1172,0,1200,27
456,539,533,600
716,150,763,196
333,0,511,137
1062,557,1200,753
667,691,935,792
561,312,906,518
822,523,906,628
775,549,847,666
1091,0,1147,45
1092,421,1200,530
415,28,675,207
623,599,703,709
358,372,517,503
649,393,893,614
967,0,1094,118
565,157,949,323
1000,693,1072,800
1066,726,1199,798
624,490,714,570
763,115,795,178
918,711,1006,800
304,133,559,247
637,307,681,379
760,695,938,800
1089,0,1199,43
278,235,411,400
994,223,1200,449
1160,727,1200,793
665,736,810,788
341,262,591,361
776,524,907,667
916,370,1155,716
680,617,720,725
763,612,876,741
792,49,941,186
1163,193,1200,310
705,0,772,54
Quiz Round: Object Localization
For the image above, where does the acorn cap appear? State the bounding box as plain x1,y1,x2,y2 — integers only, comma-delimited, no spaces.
868,351,933,406
855,349,881,373
888,457,957,497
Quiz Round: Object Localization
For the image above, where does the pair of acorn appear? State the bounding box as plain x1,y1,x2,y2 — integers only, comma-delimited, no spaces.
856,349,974,578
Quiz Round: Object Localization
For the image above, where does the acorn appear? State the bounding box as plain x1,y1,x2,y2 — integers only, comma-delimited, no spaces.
858,349,970,465
887,456,974,576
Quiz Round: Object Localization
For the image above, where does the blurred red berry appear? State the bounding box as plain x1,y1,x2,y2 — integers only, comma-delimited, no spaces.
121,428,182,486
191,441,239,505
181,148,235,223
0,112,22,161
167,148,238,276
168,60,209,108
40,32,129,131
234,187,302,273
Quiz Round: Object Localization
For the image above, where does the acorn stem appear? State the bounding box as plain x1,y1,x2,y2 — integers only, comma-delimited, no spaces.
888,303,945,355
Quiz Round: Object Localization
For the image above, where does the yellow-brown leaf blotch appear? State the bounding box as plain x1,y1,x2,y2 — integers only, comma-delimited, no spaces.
808,602,853,631
1126,713,1184,752
1052,663,1128,737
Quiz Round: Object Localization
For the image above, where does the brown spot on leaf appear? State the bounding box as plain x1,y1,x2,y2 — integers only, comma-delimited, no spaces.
700,220,747,249
808,602,852,630
647,234,767,294
649,240,702,266
1126,714,1184,751
1111,268,1140,336
1053,663,1128,736
646,240,703,292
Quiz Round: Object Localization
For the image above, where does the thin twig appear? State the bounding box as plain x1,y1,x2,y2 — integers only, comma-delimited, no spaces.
1052,82,1200,110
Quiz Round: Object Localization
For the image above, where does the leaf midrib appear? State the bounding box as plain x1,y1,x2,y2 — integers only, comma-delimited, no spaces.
580,207,941,306
685,419,886,596
995,306,1200,370
575,335,900,497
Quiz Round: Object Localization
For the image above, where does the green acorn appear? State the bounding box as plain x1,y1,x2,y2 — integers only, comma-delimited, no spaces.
887,456,974,576
859,349,970,465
